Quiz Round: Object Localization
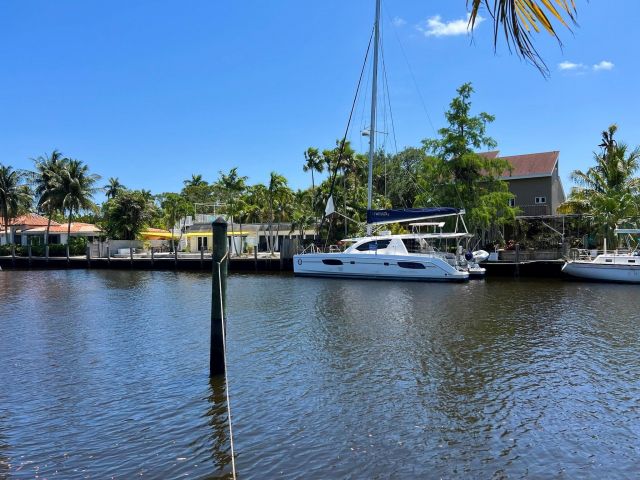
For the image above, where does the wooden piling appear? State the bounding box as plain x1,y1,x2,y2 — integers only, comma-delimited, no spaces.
28,244,32,266
66,244,70,263
254,247,258,271
151,247,155,266
210,217,228,377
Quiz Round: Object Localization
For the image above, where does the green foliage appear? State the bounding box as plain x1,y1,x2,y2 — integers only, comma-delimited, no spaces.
559,124,640,246
419,83,517,236
0,164,32,244
102,190,157,240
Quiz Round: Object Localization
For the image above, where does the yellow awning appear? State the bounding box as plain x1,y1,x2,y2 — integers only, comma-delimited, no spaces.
139,231,178,239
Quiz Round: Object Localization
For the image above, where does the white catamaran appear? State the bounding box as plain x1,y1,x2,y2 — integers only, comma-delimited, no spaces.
293,0,479,282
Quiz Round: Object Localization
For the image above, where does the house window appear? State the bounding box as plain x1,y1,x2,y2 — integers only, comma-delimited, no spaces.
535,196,547,204
508,198,515,207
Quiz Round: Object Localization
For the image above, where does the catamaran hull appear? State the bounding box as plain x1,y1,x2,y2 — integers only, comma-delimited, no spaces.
293,253,469,282
562,261,640,283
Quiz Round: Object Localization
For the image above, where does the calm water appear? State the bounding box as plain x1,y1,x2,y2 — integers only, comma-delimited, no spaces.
1,270,639,478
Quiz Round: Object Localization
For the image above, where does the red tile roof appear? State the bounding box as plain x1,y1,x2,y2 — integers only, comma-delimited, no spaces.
0,213,61,228
479,150,559,178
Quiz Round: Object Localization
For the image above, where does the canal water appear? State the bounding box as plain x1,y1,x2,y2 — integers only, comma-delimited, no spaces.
1,270,639,478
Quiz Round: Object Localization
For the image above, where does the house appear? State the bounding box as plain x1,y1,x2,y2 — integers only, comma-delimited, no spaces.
0,213,101,245
184,221,315,254
482,150,566,216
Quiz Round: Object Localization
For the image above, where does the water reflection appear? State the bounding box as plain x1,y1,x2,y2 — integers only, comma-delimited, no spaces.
0,412,10,477
202,377,233,478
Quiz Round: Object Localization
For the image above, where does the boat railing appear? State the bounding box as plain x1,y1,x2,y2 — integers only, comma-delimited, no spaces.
298,244,346,254
568,248,638,260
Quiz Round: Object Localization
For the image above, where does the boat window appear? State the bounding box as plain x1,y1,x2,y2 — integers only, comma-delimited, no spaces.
402,238,422,253
397,261,425,269
322,259,343,266
605,259,613,263
628,260,636,263
355,239,391,251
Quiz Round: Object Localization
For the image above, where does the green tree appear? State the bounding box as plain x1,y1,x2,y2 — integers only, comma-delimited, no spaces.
267,172,289,254
159,192,192,252
0,164,32,244
559,125,640,246
217,167,248,255
303,147,324,232
103,190,156,240
420,83,517,242
105,177,125,199
56,159,100,243
32,150,67,244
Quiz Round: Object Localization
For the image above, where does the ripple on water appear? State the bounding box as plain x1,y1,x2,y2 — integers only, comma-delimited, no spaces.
1,271,639,478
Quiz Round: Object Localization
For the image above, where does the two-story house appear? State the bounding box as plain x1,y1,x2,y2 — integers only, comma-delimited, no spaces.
482,150,566,216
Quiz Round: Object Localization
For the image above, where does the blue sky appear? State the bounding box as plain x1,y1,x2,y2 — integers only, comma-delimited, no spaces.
1,1,638,203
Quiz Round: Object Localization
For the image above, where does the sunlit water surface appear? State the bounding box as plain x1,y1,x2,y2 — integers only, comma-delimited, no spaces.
1,270,639,478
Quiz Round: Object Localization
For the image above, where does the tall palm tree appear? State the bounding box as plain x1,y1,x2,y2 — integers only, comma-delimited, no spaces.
217,167,248,255
105,177,125,199
56,159,101,245
267,172,288,254
468,0,578,75
303,148,324,229
32,150,67,245
0,164,31,244
559,125,640,246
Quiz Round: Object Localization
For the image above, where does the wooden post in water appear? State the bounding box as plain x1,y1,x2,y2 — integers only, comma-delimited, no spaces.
107,246,111,266
86,244,91,268
151,247,154,266
254,247,258,272
28,244,32,266
201,246,204,268
514,243,520,277
45,244,49,263
210,217,228,377
66,243,70,263
11,245,15,267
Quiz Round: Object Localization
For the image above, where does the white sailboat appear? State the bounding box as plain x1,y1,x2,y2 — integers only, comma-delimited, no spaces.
293,0,470,282
562,229,640,283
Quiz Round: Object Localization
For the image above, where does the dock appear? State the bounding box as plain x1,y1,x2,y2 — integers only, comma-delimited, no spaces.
0,254,565,277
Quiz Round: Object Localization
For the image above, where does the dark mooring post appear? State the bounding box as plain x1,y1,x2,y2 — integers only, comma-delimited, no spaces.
210,217,228,377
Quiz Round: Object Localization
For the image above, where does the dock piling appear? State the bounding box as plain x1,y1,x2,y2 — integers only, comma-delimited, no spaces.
210,217,228,377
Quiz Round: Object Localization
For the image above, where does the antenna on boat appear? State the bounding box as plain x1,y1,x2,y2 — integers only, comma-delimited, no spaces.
366,0,381,236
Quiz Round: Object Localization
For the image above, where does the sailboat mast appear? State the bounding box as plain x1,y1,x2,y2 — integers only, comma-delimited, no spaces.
366,0,381,234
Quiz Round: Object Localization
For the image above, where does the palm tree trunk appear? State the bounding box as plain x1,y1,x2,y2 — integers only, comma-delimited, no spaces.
67,209,73,244
2,206,9,245
45,210,52,245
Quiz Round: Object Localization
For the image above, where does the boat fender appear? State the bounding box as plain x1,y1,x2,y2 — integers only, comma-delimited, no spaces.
464,251,473,261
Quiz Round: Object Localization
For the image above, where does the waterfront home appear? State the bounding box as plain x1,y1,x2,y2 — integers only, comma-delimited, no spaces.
482,150,566,216
0,213,101,245
184,221,315,254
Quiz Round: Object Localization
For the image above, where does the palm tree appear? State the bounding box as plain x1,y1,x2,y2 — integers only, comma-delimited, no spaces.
559,125,640,246
217,167,248,255
105,177,125,199
0,164,31,244
267,172,288,254
56,159,101,245
303,148,324,231
184,174,206,188
32,150,67,245
468,0,578,75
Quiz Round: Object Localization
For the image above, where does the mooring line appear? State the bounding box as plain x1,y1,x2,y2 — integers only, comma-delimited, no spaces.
217,253,237,480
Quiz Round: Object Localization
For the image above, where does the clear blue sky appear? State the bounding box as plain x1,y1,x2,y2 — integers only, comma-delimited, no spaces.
1,1,638,203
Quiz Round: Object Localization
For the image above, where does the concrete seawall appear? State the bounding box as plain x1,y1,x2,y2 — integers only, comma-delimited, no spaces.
0,256,565,277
